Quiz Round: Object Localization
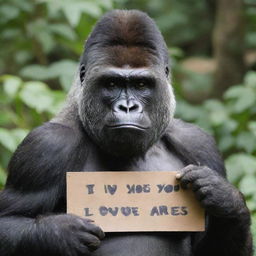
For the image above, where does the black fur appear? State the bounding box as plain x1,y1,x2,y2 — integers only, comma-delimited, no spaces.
0,9,252,256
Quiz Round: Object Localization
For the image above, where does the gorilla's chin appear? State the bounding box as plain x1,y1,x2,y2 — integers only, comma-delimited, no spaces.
99,127,152,157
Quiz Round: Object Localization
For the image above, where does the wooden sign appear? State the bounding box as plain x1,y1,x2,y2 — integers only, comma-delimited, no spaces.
66,171,205,232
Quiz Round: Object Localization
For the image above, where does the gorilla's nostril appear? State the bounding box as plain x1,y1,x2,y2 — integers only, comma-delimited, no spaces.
119,105,128,113
118,102,140,113
129,104,139,112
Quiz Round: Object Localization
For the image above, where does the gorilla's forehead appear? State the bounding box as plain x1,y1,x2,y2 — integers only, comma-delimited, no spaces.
85,66,164,83
85,45,161,70
105,45,160,68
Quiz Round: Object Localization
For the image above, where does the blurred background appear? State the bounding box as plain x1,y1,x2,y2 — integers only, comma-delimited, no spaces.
0,0,256,250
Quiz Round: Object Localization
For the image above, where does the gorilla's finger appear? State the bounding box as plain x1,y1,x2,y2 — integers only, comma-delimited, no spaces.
80,220,105,240
179,169,207,189
77,231,101,251
176,164,198,180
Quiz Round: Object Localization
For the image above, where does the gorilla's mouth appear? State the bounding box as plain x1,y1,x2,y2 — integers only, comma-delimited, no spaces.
107,124,149,130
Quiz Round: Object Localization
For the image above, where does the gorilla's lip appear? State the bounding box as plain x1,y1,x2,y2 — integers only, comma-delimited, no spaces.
107,124,149,130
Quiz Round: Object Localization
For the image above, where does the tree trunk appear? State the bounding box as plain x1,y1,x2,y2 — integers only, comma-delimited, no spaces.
212,0,245,98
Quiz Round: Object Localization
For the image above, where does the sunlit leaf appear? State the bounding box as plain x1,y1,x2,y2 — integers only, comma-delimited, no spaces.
239,175,256,196
49,60,77,90
20,65,53,80
20,61,77,90
245,71,256,89
0,128,17,152
12,129,29,145
2,75,22,97
61,1,102,27
19,81,54,113
236,132,256,153
0,5,20,23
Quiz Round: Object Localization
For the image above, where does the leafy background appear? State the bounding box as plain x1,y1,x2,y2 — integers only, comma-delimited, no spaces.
0,0,256,252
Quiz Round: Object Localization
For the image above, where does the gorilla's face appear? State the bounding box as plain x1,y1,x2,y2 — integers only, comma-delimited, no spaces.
78,65,175,157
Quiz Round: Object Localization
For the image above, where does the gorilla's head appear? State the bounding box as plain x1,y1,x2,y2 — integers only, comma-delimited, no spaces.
78,10,176,157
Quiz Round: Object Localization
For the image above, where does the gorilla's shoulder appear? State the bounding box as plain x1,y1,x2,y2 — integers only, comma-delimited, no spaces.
164,119,226,176
6,122,88,188
167,119,215,145
28,122,83,146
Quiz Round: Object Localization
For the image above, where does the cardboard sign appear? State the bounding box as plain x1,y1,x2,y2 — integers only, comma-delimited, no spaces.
66,171,205,232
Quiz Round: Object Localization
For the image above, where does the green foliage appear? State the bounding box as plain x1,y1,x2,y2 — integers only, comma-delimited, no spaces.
0,0,114,188
0,75,66,188
0,0,113,77
20,60,77,91
176,71,256,249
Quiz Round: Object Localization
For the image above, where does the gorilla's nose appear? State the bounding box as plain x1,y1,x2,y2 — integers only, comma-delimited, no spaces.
114,99,142,113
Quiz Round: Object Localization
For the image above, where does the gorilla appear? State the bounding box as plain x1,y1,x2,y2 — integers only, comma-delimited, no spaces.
0,9,252,256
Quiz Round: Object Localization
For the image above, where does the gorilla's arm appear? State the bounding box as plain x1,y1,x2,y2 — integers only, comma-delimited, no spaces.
167,120,252,256
179,166,252,256
0,123,104,256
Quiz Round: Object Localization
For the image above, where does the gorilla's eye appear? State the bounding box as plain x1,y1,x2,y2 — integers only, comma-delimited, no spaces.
106,80,118,90
135,81,147,90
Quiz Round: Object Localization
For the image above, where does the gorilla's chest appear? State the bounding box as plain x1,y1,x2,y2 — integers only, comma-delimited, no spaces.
83,141,185,172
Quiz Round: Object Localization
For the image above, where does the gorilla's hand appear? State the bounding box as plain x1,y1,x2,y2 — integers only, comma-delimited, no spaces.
176,165,247,218
36,214,105,256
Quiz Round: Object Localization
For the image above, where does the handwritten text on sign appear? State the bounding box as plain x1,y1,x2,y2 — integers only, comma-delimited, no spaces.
66,172,205,232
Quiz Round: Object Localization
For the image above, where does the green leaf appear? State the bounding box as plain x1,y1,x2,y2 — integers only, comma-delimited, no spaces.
2,75,22,97
204,100,228,126
226,154,256,183
245,71,256,89
248,121,256,137
218,135,235,152
236,132,256,153
61,1,102,27
50,23,77,41
27,19,55,53
49,60,77,90
0,166,7,188
239,175,256,196
12,129,29,146
19,81,54,113
48,91,66,115
96,0,113,9
224,86,244,99
20,60,77,90
225,86,256,113
37,30,55,53
20,65,54,80
0,5,20,23
0,128,17,152
251,214,256,250
175,101,205,121
246,198,256,212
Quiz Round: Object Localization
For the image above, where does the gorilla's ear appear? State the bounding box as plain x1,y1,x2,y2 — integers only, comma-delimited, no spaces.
165,66,169,77
80,64,86,85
